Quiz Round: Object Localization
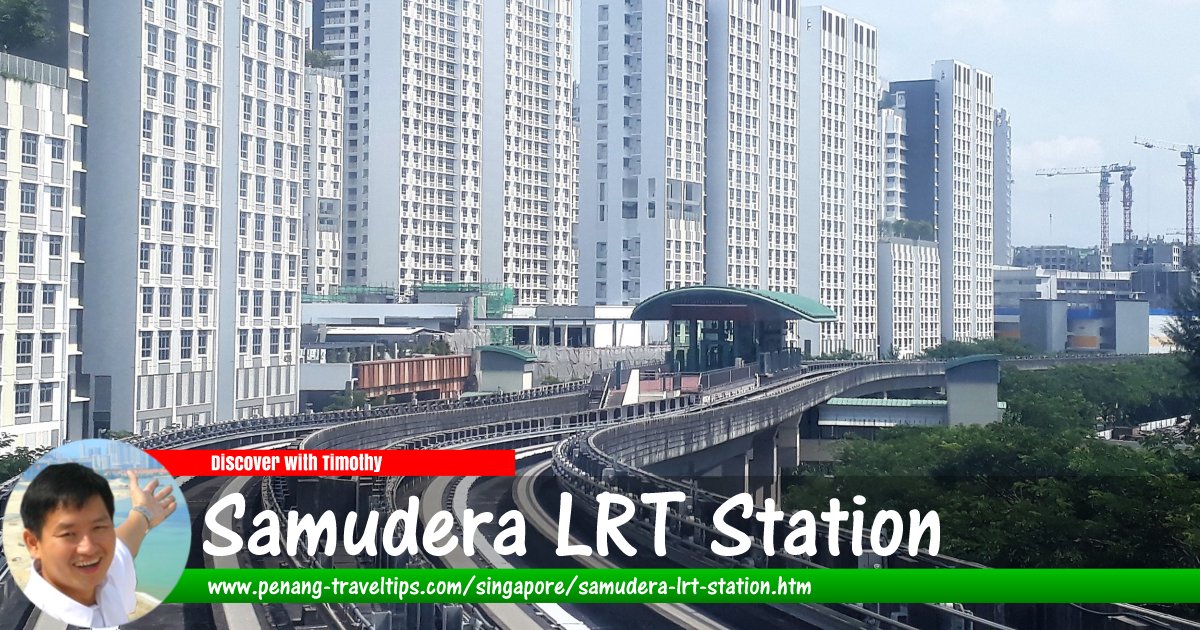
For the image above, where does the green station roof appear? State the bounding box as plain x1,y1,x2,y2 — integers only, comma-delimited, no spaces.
476,345,538,362
630,286,836,323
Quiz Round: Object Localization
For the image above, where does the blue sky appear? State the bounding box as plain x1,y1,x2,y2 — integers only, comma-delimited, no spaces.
840,0,1200,247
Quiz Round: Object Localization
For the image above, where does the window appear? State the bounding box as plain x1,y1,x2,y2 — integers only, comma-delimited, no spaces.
139,243,152,270
237,251,247,275
19,183,36,214
274,31,285,58
40,383,54,404
270,328,280,354
143,111,155,139
17,283,34,313
204,126,217,152
253,252,264,279
202,84,214,111
162,73,175,104
160,244,173,274
186,0,199,27
183,204,196,234
18,233,35,264
146,25,159,54
0,181,5,211
16,334,33,364
141,287,154,314
48,186,63,210
0,129,6,160
271,253,281,280
46,236,62,257
41,284,56,305
180,329,193,358
161,201,174,231
162,158,175,188
255,138,266,165
203,207,215,233
182,246,195,275
283,328,293,351
145,69,158,98
184,162,196,192
163,31,176,62
198,289,210,314
253,290,263,316
270,291,280,316
254,213,265,240
142,156,153,183
238,328,248,353
162,116,175,147
49,138,65,161
257,24,268,53
181,288,194,317
239,289,249,314
40,333,56,354
252,329,262,354
202,44,215,71
198,330,210,356
272,216,282,243
141,331,153,358
202,247,214,273
184,122,197,151
15,384,31,415
159,287,172,317
206,4,218,31
21,133,38,165
186,37,198,69
204,167,216,192
185,79,198,110
158,331,171,360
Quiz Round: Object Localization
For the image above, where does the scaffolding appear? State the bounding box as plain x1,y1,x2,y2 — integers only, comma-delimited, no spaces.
301,285,395,303
416,283,516,344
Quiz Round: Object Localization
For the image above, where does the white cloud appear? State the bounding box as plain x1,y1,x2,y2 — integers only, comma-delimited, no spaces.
931,0,1010,33
1013,136,1105,173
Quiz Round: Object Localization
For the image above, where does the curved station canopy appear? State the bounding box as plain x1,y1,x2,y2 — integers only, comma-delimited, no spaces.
630,286,836,323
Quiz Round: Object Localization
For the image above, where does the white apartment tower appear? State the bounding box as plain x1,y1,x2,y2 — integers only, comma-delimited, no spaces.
879,237,941,359
315,1,577,305
87,0,306,433
934,60,994,341
705,0,800,294
301,69,343,296
994,107,1013,267
579,0,708,305
880,90,906,223
0,56,78,447
798,6,881,357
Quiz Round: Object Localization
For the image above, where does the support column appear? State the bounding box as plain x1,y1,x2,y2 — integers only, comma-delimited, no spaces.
746,429,778,508
776,415,802,476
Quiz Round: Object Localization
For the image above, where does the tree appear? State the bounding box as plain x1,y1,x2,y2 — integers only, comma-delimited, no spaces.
0,432,48,479
1166,250,1200,387
324,389,368,411
813,349,867,361
304,49,335,69
918,337,1034,359
0,0,52,52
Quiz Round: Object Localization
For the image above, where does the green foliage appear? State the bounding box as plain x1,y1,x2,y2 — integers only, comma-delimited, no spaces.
412,338,453,356
879,218,935,242
918,337,1035,359
1166,250,1200,389
324,389,368,411
783,357,1200,569
369,394,393,407
0,432,48,479
0,0,51,52
541,375,563,385
813,349,867,361
304,49,336,69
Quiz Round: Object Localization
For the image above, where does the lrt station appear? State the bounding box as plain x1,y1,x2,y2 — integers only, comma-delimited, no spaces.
604,286,1004,500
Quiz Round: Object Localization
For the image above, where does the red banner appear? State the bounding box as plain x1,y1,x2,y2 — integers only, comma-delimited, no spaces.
146,449,516,477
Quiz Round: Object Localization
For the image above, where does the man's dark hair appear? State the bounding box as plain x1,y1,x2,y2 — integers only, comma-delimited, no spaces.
20,463,115,538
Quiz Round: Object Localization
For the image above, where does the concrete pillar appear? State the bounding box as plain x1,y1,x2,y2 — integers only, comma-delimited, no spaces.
776,416,802,475
746,429,778,508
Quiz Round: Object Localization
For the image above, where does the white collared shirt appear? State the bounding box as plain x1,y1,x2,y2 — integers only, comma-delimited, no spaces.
24,538,137,629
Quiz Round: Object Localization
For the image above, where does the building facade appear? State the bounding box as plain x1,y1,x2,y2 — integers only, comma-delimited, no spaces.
86,0,305,433
994,108,1012,266
315,0,576,305
799,6,880,356
878,237,941,359
579,0,708,306
704,0,799,296
301,68,342,296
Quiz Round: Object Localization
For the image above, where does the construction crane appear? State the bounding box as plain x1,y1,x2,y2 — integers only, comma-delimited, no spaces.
1035,163,1135,259
1133,136,1197,247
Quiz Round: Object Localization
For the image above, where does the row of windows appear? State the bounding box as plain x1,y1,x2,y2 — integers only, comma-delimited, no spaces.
139,286,213,318
139,329,211,360
0,181,65,215
0,130,66,166
11,382,57,415
0,232,64,265
0,282,58,315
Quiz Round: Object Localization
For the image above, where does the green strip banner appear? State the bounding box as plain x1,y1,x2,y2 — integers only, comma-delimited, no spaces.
167,568,1200,604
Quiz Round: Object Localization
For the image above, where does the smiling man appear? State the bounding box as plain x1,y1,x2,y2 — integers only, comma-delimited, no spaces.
19,463,177,628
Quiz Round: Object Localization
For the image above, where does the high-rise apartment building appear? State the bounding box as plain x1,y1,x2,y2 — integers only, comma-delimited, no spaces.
798,6,881,356
994,108,1013,267
578,0,708,306
86,0,305,434
891,60,995,342
705,0,800,294
0,0,90,449
314,0,576,305
301,68,343,296
879,89,906,223
879,237,941,359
